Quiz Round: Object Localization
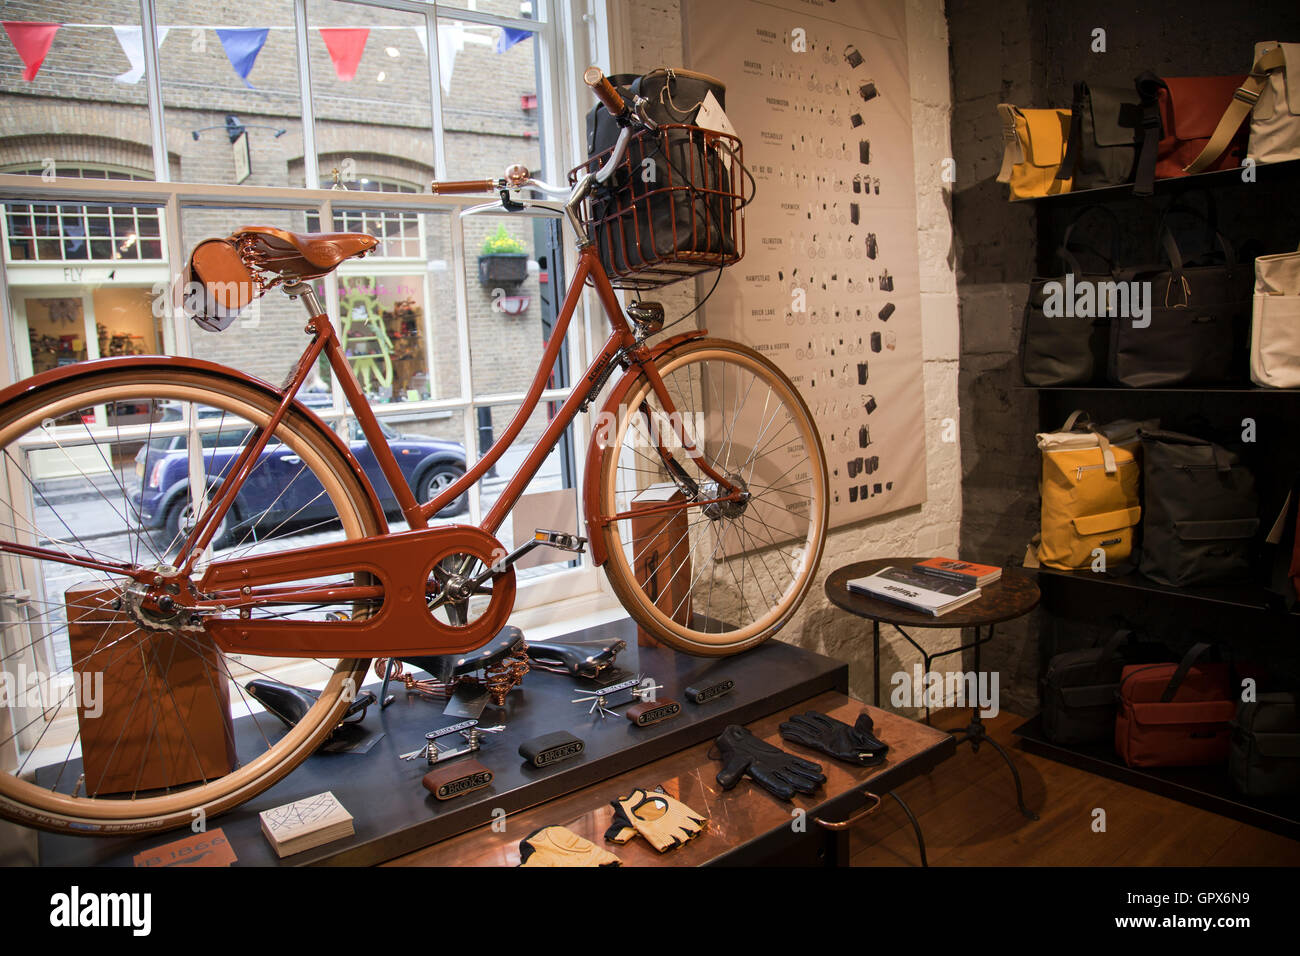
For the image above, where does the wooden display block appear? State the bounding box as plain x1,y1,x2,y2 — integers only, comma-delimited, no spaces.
629,484,693,647
67,584,237,796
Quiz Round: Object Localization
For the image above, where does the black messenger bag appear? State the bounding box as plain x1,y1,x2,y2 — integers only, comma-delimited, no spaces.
1022,206,1124,386
1108,211,1252,387
1230,693,1300,797
1055,80,1143,190
1138,428,1259,587
1040,629,1168,745
584,69,736,279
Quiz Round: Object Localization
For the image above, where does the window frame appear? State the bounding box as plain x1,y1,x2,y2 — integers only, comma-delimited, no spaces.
0,0,622,623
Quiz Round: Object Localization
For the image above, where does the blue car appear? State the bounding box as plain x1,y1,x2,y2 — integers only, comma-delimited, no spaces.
132,402,468,548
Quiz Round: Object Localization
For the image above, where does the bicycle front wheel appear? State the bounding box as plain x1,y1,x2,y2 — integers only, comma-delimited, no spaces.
595,339,829,656
0,362,383,835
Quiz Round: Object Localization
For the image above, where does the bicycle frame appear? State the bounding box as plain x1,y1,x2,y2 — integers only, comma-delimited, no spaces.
153,242,740,658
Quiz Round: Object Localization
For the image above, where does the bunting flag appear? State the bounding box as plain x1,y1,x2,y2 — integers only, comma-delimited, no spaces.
3,21,60,82
216,27,269,89
496,27,531,54
112,25,170,84
319,27,368,81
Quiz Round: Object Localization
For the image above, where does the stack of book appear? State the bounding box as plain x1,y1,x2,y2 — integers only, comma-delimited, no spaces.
259,791,355,858
847,558,1002,617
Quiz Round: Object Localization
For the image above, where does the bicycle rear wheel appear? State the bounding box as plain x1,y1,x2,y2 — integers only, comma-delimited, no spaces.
0,363,382,835
595,339,828,656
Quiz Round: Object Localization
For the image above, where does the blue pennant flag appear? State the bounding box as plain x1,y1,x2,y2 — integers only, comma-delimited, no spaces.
495,27,531,54
216,28,269,88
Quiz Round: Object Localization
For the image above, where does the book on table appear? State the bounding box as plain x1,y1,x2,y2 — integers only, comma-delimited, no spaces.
846,565,983,616
913,557,1002,587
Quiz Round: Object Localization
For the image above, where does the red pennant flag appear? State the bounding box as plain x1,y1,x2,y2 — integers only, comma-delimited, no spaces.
4,21,60,82
319,28,369,82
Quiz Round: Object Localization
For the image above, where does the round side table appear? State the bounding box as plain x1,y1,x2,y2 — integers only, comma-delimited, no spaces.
826,557,1041,820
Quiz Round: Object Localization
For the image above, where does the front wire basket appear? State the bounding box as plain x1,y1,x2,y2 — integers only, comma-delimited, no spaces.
569,124,746,290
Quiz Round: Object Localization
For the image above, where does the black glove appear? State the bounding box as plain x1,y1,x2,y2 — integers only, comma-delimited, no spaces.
712,724,825,800
779,710,888,766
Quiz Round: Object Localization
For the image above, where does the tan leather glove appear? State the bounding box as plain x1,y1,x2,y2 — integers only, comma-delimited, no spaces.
608,788,707,853
518,826,621,867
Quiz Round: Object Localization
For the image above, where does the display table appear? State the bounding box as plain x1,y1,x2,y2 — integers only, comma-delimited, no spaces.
388,692,955,866
37,618,855,867
825,558,1041,820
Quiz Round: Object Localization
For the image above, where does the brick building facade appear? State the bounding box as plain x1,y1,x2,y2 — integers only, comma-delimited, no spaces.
1,0,561,447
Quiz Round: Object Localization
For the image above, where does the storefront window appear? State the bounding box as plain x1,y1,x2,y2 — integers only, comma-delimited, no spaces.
438,17,545,181
156,0,306,186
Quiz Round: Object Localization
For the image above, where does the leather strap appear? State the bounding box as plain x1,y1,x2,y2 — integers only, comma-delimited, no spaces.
1061,409,1090,432
1134,72,1168,196
1056,81,1088,181
1161,641,1215,703
1057,205,1122,275
1093,628,1135,681
1184,46,1288,174
996,104,1023,184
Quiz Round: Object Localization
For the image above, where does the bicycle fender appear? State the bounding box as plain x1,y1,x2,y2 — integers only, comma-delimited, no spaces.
1,355,389,535
582,330,708,565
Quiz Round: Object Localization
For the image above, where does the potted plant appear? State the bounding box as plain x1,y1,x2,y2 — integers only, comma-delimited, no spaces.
477,225,529,285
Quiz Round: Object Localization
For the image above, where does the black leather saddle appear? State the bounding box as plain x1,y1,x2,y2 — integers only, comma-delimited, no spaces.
399,625,527,685
246,680,376,729
525,637,626,678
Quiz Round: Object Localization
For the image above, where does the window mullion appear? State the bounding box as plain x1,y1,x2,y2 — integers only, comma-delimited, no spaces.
139,0,170,182
294,0,321,190
426,10,448,180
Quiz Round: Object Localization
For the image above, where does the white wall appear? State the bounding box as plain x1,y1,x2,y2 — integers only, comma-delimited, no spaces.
619,0,961,706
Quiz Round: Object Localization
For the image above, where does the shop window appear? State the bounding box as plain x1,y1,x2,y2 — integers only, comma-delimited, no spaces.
2,166,165,263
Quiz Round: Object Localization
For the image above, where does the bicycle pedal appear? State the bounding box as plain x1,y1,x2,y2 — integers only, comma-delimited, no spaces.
533,530,586,553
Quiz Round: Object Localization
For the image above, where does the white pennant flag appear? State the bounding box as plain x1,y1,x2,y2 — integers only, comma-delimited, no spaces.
412,24,474,94
113,25,170,84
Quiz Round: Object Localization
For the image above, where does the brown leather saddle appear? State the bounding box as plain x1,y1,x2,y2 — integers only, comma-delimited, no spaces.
232,225,378,281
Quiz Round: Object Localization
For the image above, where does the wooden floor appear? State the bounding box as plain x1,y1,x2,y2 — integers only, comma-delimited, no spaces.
849,710,1300,867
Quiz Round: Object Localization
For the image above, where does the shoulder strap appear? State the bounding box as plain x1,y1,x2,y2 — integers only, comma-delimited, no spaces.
1184,46,1288,175
996,104,1023,184
1056,81,1087,182
1058,205,1122,275
1134,72,1168,196
1161,641,1215,703
1093,629,1134,680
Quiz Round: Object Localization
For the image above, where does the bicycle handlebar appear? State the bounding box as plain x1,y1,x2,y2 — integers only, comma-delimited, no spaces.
583,66,626,117
430,178,500,195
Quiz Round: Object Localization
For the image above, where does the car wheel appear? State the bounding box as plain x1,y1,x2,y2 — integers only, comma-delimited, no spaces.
163,497,232,554
421,464,468,518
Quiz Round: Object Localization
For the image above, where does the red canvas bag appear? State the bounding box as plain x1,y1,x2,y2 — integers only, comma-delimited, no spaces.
1115,642,1236,767
1135,73,1247,194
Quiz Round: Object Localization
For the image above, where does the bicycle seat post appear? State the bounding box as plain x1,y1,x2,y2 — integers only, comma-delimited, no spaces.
282,280,324,322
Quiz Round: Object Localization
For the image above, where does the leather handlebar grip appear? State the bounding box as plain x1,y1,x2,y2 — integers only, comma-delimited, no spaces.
583,66,625,116
430,179,497,195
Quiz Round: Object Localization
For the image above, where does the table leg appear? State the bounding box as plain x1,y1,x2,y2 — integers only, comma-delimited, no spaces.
873,619,881,706
888,791,928,867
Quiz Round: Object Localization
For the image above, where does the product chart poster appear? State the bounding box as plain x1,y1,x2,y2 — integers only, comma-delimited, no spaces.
684,0,927,527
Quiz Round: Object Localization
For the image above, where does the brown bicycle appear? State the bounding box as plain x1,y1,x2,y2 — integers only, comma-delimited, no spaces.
0,69,828,835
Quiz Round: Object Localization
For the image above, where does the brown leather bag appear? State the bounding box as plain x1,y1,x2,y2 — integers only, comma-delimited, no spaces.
1135,73,1248,194
186,237,259,332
